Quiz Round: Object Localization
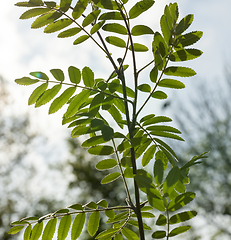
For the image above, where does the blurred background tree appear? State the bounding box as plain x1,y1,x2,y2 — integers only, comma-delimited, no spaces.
162,67,231,239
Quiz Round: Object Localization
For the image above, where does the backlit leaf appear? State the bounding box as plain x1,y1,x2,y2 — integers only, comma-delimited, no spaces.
15,0,44,7
20,7,50,19
164,66,196,77
68,66,81,84
24,225,32,240
49,87,76,114
28,82,48,105
175,14,194,35
30,222,43,240
102,23,127,35
96,159,117,170
90,20,105,34
150,131,184,141
158,79,185,89
65,90,90,118
44,18,72,33
72,0,88,19
129,0,155,19
99,11,123,20
169,226,191,237
44,1,56,7
50,69,64,82
121,227,139,240
129,43,148,52
58,27,81,38
142,145,156,166
163,166,180,195
31,11,62,29
71,213,86,240
82,10,101,27
35,84,61,107
137,84,151,93
152,230,166,239
105,36,126,48
58,215,71,240
151,91,167,99
150,67,158,83
15,77,39,85
88,211,100,236
8,226,24,235
88,145,114,155
156,214,167,226
60,0,72,12
30,71,49,80
95,228,118,239
146,125,181,134
168,192,195,211
142,116,172,126
131,25,154,36
42,218,57,240
82,66,94,87
170,49,202,61
73,35,89,45
101,172,121,184
175,31,203,48
154,159,164,185
82,135,108,148
101,125,114,141
169,211,197,224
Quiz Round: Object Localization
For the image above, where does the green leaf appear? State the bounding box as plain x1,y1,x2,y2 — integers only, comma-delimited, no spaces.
151,91,167,99
94,0,119,10
150,67,158,83
95,228,118,239
121,228,139,240
50,69,64,82
160,15,171,45
146,125,181,134
169,226,191,237
49,87,76,114
15,77,39,85
105,209,115,219
30,71,49,80
153,31,168,57
88,211,100,236
154,159,164,185
163,166,180,195
164,66,196,77
15,0,44,7
42,218,57,240
102,23,127,35
8,226,24,235
71,213,86,240
30,222,43,240
24,225,32,240
68,66,81,84
175,14,194,35
101,172,121,184
88,145,114,155
73,35,90,45
154,138,178,160
44,18,72,33
28,82,48,105
155,150,168,170
129,43,148,52
168,192,195,211
65,90,90,118
137,84,151,93
90,20,105,34
44,1,56,7
176,31,203,48
156,214,167,226
105,36,126,48
96,159,117,170
68,203,83,210
99,11,123,20
58,27,81,38
97,199,108,208
58,215,72,240
142,145,156,166
72,0,88,19
60,0,72,12
169,211,197,224
82,10,101,27
91,118,104,129
142,116,172,126
129,0,155,19
82,66,94,87
101,125,114,141
170,49,202,62
150,131,184,141
134,169,155,191
152,230,166,239
82,135,107,147
158,79,185,89
20,7,50,19
124,167,134,178
140,114,155,123
35,84,61,107
54,209,69,214
31,11,63,29
114,234,123,240
131,25,154,36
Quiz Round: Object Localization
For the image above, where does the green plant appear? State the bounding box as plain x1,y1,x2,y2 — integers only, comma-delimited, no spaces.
9,0,207,239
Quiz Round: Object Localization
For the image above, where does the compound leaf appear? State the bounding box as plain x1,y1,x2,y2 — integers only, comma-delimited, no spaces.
175,14,194,35
20,7,50,19
58,27,81,38
82,9,101,27
129,43,148,52
88,145,114,156
96,159,117,170
164,66,196,77
168,192,195,211
8,226,24,235
24,225,32,240
101,172,121,184
170,49,202,62
68,66,81,84
44,18,72,33
131,25,154,36
152,230,166,239
158,79,185,89
169,226,191,237
73,35,89,45
82,66,94,87
60,0,72,12
50,68,64,82
15,77,39,85
102,23,127,35
151,91,167,99
121,227,139,240
72,0,88,19
169,211,197,224
142,145,156,166
30,222,43,240
30,71,49,80
105,36,126,48
28,82,48,105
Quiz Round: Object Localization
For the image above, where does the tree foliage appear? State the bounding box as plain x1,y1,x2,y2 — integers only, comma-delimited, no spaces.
9,0,206,239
